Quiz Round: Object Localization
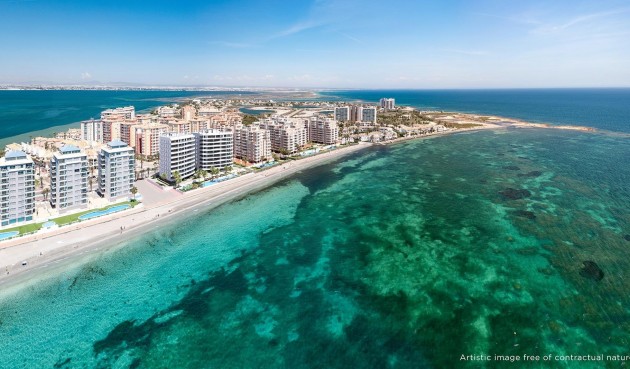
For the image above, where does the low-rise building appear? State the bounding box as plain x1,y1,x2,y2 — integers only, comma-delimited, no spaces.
97,140,135,201
50,145,88,212
0,151,35,227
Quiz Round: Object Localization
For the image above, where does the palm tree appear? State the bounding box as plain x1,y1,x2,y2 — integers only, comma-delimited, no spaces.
42,188,50,201
130,186,138,200
172,171,182,188
224,165,233,174
210,167,219,179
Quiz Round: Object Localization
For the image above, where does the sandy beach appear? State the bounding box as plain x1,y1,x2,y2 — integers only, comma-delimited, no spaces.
0,143,371,290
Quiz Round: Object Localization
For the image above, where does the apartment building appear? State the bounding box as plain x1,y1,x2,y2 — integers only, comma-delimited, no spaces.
181,105,197,121
308,117,339,144
334,106,350,122
0,151,35,227
194,129,234,170
50,145,88,212
101,106,135,121
97,140,135,201
159,133,196,181
233,125,272,163
380,98,395,110
80,119,102,143
134,123,167,157
120,121,139,147
259,118,307,154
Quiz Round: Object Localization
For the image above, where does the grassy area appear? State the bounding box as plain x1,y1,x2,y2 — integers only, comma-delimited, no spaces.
0,221,43,236
377,110,434,126
51,200,140,226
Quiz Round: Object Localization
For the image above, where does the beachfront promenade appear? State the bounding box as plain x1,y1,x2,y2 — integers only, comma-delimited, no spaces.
0,143,370,289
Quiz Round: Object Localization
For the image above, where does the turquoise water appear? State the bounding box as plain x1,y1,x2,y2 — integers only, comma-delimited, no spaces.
0,90,258,146
240,107,275,115
78,204,131,221
0,231,19,240
320,89,630,133
1,128,629,368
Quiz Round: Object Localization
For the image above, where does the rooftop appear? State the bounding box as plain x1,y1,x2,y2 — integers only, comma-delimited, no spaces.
58,145,82,155
4,150,28,160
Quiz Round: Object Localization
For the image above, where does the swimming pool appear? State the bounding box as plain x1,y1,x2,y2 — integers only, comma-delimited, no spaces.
78,204,131,221
0,231,19,241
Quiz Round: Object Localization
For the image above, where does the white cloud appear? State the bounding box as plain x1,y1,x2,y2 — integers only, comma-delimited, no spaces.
81,72,92,80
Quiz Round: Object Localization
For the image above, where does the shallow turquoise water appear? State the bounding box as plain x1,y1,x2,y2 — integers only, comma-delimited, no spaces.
0,128,629,368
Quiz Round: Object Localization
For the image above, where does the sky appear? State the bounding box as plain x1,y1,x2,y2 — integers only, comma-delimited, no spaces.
1,0,629,88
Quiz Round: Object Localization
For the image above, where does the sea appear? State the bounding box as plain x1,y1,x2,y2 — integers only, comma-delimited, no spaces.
0,90,258,147
0,89,629,368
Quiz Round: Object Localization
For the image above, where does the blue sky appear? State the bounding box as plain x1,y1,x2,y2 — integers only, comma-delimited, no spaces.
1,0,629,88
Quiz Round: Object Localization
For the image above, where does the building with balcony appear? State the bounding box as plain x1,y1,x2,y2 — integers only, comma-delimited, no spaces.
334,106,350,122
233,125,272,163
80,119,102,143
97,140,135,202
194,130,233,170
259,118,307,154
308,117,339,144
134,123,167,157
159,133,196,181
380,98,395,110
0,151,35,227
50,145,88,213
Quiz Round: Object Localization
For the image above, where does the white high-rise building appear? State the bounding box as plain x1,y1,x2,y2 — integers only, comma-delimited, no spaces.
159,133,196,181
50,145,88,212
81,119,103,143
334,106,350,122
0,151,35,227
308,117,339,144
194,130,234,170
234,125,272,163
97,140,135,201
380,98,395,110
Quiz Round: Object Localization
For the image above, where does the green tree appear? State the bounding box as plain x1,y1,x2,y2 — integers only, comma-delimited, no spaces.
42,187,50,201
172,171,182,188
210,166,220,179
130,186,138,199
224,165,233,174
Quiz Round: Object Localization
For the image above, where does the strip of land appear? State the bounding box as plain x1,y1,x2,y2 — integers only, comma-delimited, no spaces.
0,142,370,290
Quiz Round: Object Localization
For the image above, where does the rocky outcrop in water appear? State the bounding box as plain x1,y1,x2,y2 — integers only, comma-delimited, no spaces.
502,165,521,171
579,261,604,281
514,210,536,220
499,188,532,200
518,171,543,178
624,234,630,242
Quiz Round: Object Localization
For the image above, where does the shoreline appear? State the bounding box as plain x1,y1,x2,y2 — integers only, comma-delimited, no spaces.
0,142,371,292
